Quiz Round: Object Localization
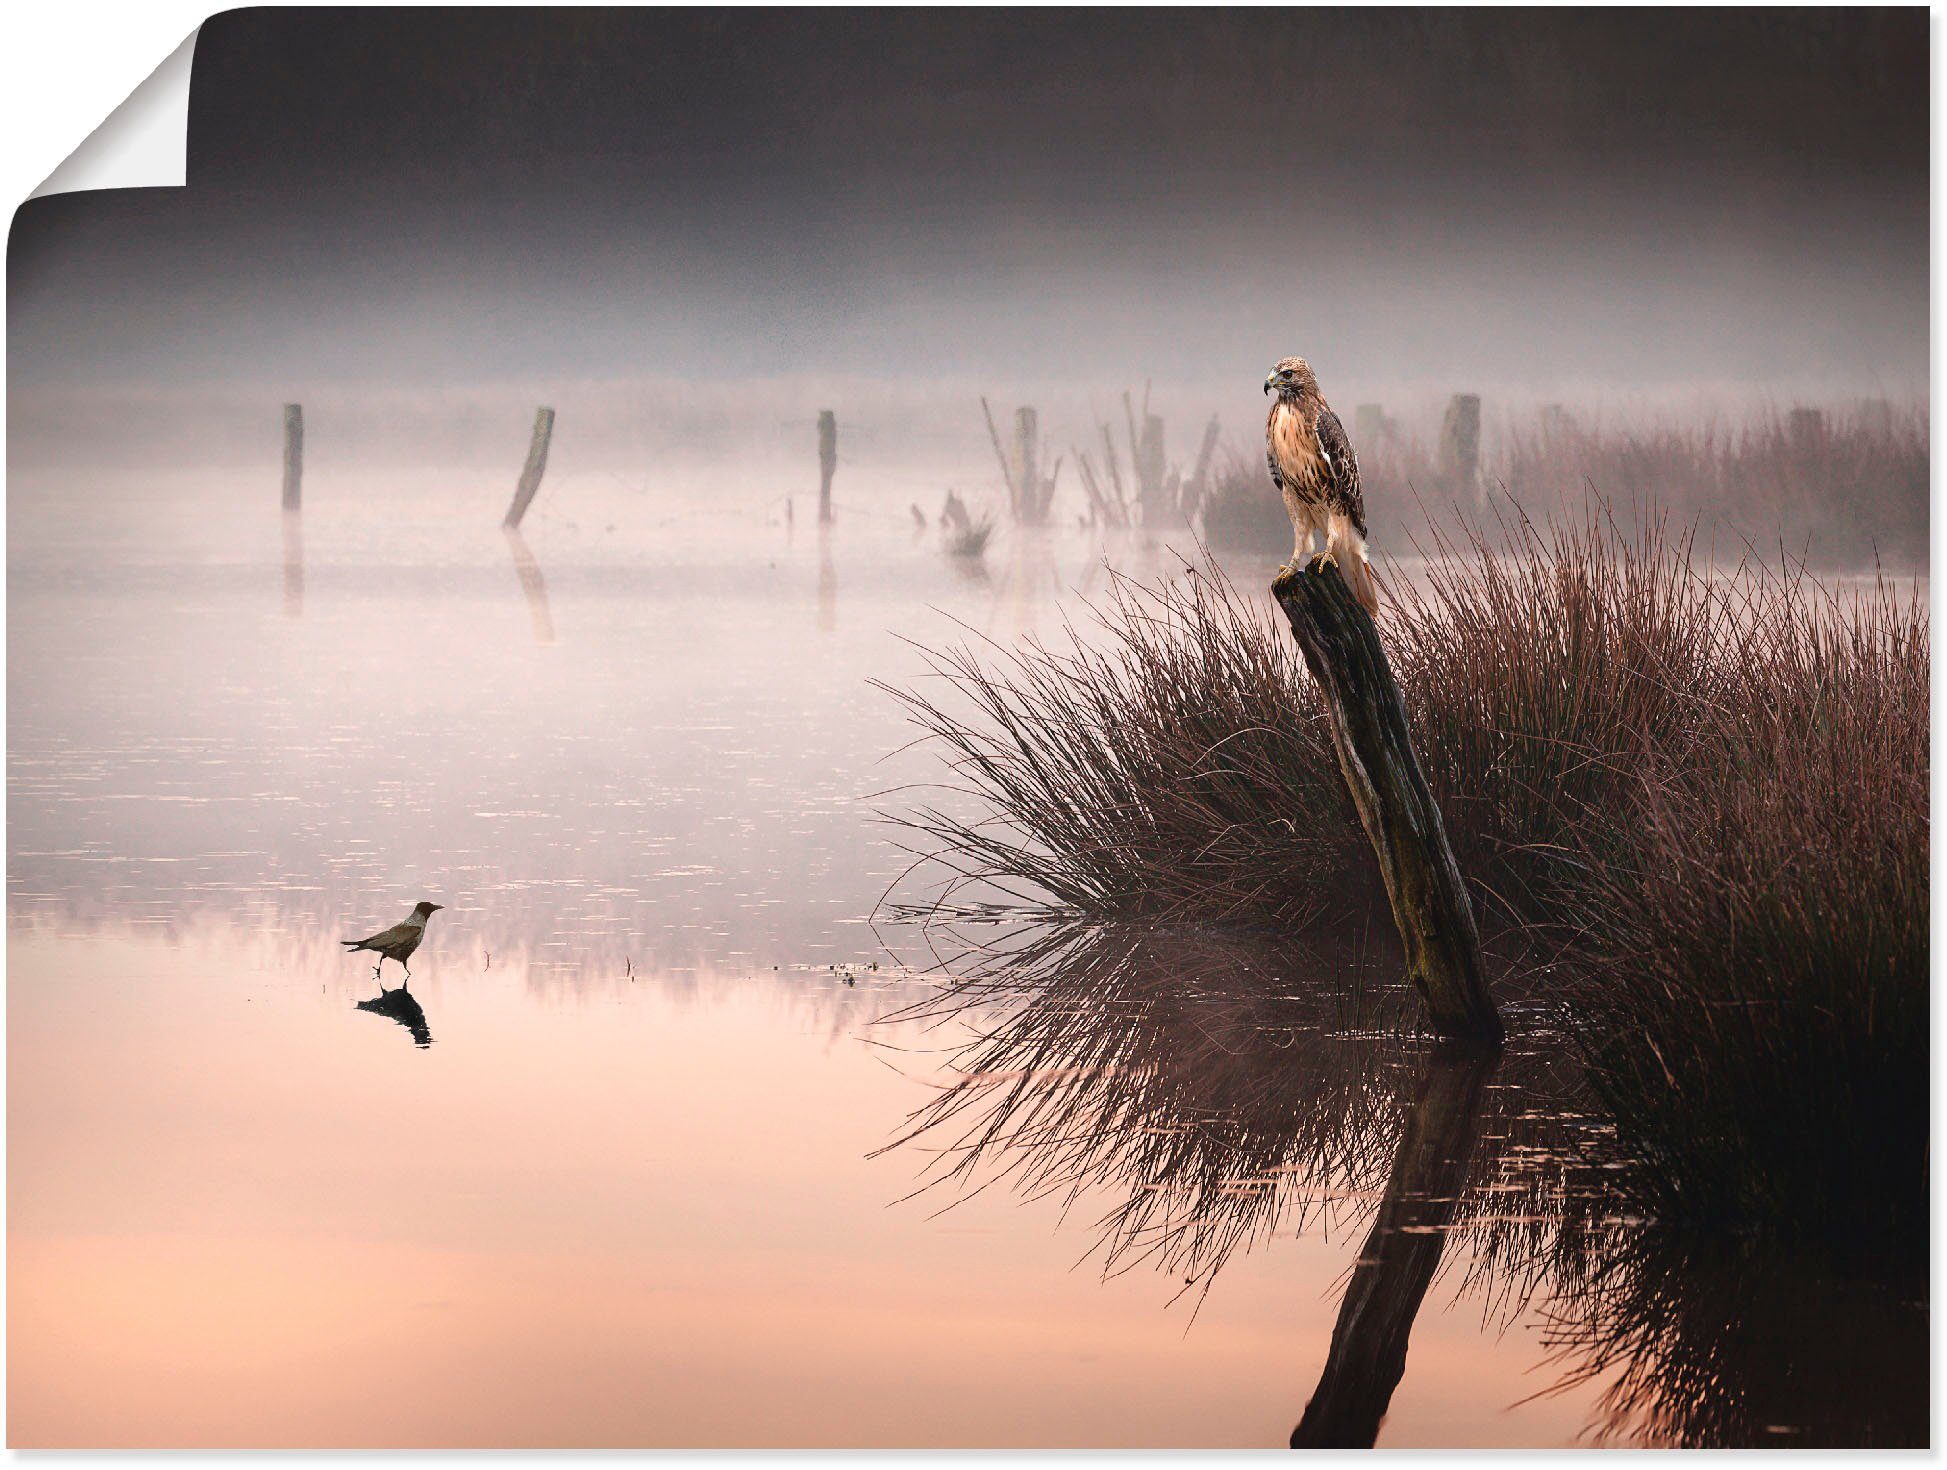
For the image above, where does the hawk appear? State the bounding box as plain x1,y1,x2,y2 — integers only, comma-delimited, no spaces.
1264,356,1379,614
342,900,445,984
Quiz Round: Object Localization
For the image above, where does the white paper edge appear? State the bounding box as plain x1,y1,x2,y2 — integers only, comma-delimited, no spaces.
30,28,197,198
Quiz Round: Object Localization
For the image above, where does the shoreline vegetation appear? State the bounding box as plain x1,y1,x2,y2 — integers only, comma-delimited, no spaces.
1200,401,1929,570
878,498,1927,1265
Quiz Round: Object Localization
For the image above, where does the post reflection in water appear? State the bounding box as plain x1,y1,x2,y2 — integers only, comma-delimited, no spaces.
1291,1045,1496,1448
817,525,836,633
503,526,556,644
281,510,304,618
355,985,434,1048
875,920,1927,1448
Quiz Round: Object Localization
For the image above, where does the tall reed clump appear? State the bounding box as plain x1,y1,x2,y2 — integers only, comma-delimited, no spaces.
875,562,1368,925
1560,569,1928,1263
880,503,1928,1252
880,504,1732,931
1383,506,1721,919
1496,404,1929,569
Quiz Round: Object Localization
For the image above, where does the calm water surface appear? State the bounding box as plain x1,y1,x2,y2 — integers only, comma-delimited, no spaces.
7,459,1924,1446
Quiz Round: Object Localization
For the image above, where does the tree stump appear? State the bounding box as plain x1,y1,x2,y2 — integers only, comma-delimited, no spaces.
1271,559,1502,1042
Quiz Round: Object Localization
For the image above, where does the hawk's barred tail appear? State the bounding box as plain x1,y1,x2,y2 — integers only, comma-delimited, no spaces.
1343,551,1381,617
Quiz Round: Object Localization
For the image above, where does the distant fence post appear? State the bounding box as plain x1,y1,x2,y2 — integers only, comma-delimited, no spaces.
1271,561,1502,1043
281,404,304,512
1438,393,1480,498
502,407,556,529
817,409,837,524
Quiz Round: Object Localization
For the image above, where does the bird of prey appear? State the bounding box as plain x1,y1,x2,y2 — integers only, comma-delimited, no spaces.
1264,356,1379,614
341,900,444,984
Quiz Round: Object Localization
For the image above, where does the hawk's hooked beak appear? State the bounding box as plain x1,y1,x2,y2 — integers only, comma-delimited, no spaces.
1263,373,1278,396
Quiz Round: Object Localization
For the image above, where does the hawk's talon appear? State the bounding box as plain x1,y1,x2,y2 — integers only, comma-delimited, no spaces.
1310,549,1340,573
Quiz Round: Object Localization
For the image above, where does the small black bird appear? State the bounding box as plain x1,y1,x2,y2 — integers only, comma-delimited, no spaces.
342,901,445,984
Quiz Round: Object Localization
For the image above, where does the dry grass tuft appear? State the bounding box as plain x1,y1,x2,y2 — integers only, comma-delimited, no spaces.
879,501,1928,1252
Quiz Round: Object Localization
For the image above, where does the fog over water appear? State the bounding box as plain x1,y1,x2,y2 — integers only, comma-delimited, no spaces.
7,9,1928,1449
9,10,1927,395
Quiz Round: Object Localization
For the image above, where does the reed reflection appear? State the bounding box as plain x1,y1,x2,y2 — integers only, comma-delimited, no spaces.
1535,1231,1927,1447
876,923,1506,1313
874,921,1924,1447
355,985,433,1047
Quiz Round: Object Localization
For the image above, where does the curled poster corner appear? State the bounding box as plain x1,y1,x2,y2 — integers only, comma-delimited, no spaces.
30,30,197,198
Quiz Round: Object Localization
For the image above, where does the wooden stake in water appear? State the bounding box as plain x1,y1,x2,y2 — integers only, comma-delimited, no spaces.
817,410,837,525
1014,407,1040,522
1272,560,1503,1043
503,407,556,529
281,404,304,512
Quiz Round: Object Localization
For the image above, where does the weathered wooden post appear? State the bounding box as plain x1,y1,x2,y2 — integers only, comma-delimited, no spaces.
1271,560,1502,1041
1438,393,1480,498
940,489,972,537
503,407,556,529
1138,413,1169,522
817,409,837,525
1292,1046,1497,1446
281,403,304,512
1014,407,1042,524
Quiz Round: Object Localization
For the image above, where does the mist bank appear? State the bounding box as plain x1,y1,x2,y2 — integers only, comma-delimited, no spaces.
9,167,1926,395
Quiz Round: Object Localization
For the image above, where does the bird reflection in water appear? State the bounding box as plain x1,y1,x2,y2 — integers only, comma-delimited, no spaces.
355,986,433,1048
875,921,1926,1448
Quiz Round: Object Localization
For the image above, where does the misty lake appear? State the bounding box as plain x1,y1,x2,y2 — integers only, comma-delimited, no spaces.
6,432,1926,1448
